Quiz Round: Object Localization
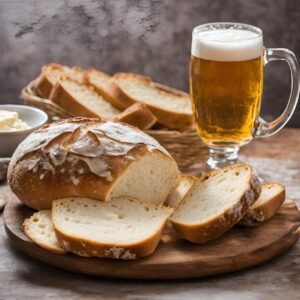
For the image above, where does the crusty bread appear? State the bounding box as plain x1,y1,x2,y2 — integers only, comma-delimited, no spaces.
23,210,66,254
240,183,285,227
35,64,83,98
108,73,194,130
169,164,261,244
8,118,178,210
50,77,120,120
165,174,196,209
52,197,173,259
114,103,157,130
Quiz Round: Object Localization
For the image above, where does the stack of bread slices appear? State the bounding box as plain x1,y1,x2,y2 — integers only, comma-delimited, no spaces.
8,118,286,260
34,64,194,131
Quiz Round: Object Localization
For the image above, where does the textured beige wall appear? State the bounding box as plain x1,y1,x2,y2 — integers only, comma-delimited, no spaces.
0,0,299,126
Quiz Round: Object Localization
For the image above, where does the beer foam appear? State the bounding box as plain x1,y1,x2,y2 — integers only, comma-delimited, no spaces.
192,29,263,61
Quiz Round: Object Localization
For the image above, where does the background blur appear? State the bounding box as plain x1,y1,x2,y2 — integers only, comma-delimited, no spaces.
1,0,300,126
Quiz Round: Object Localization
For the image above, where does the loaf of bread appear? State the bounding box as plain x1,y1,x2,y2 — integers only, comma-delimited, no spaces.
35,64,83,98
108,73,194,130
170,164,261,243
8,117,178,210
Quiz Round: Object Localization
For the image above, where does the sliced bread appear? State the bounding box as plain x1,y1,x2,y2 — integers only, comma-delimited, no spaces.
108,73,194,130
165,174,196,209
239,183,285,227
52,197,173,259
23,210,66,254
114,103,157,130
169,164,261,244
50,77,120,120
83,68,121,109
35,64,83,98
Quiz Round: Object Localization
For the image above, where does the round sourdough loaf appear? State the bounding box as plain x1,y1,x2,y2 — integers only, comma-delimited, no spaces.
8,117,178,210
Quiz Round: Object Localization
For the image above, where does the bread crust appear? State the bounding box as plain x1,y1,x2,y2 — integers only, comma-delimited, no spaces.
114,103,157,130
52,201,172,259
239,183,285,227
49,77,102,119
8,118,176,210
170,164,262,244
108,73,194,130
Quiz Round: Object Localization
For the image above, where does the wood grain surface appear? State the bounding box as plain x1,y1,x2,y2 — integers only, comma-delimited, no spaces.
0,128,300,299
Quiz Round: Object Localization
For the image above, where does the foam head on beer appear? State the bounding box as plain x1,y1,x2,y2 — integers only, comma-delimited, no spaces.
192,28,263,62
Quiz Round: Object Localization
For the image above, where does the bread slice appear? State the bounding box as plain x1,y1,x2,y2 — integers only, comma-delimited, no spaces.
50,77,120,120
114,103,157,130
169,164,261,244
165,174,196,209
35,64,83,98
23,210,66,254
108,73,194,130
83,68,122,109
52,197,173,259
239,183,285,227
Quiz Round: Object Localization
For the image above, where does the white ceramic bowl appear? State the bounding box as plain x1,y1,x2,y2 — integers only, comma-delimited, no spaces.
0,105,48,157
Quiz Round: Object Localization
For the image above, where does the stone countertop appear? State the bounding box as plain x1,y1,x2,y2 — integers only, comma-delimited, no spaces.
0,128,299,300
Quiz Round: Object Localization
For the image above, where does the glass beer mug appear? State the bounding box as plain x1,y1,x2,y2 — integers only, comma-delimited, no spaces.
190,22,300,170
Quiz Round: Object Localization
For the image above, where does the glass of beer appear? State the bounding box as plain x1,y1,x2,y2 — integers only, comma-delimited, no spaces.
190,22,300,170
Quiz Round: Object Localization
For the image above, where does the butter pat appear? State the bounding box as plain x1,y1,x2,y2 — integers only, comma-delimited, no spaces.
0,110,30,132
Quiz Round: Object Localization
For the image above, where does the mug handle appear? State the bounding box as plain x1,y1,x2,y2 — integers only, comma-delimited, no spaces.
254,48,300,138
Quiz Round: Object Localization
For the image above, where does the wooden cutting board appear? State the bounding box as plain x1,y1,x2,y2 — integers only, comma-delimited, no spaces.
3,187,300,280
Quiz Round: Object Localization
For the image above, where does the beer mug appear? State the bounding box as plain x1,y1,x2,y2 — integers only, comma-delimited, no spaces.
190,22,300,170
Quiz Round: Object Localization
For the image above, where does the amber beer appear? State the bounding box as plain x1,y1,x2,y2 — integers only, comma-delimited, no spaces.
190,27,264,146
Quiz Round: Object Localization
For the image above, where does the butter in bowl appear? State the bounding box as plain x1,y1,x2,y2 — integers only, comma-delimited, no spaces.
0,104,48,157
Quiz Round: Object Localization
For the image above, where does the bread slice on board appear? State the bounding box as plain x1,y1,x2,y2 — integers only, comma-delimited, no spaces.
23,210,66,254
52,197,173,259
35,64,83,98
169,164,262,244
50,77,121,120
239,183,285,227
108,73,194,130
114,103,157,130
165,174,196,209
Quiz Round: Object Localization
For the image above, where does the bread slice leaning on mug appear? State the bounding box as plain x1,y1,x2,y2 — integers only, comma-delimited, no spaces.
8,117,179,210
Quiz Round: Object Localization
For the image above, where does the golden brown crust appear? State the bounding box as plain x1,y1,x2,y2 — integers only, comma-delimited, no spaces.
8,117,174,210
114,103,157,130
239,183,285,227
108,73,194,130
170,164,262,244
49,77,102,119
